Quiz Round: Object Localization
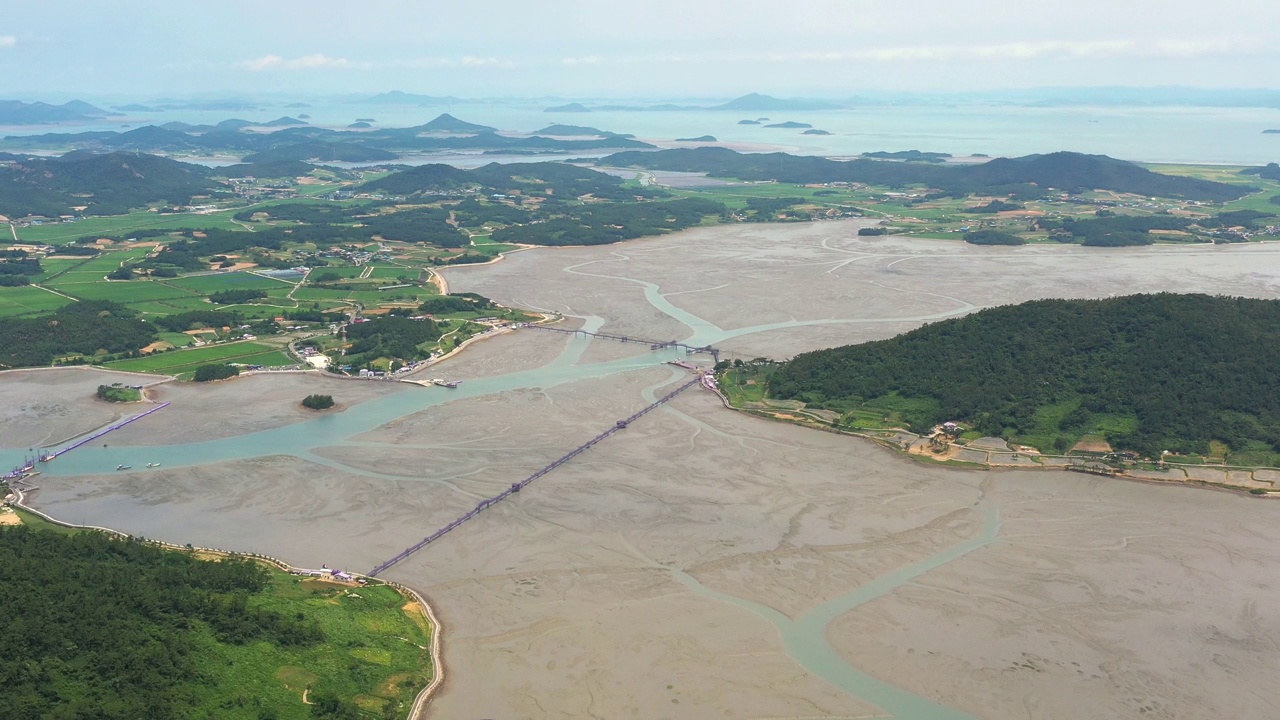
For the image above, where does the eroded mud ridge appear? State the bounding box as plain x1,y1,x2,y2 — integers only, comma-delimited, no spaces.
7,221,1280,719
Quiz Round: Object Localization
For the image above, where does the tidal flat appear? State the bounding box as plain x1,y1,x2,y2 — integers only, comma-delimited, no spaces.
8,220,1280,719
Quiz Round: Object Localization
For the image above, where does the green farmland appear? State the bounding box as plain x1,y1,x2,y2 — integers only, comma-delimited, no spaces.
103,341,295,375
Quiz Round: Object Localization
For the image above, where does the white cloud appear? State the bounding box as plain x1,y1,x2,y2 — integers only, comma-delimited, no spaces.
238,53,368,71
0,35,16,48
240,54,284,71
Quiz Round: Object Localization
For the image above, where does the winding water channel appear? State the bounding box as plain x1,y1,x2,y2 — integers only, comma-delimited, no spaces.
5,248,1011,719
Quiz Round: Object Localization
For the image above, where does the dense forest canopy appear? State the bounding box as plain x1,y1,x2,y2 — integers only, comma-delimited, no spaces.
344,315,441,365
0,528,321,719
0,151,223,217
490,198,724,246
0,301,154,368
767,294,1280,457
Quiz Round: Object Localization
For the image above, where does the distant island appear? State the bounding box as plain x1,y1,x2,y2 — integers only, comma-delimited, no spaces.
347,121,372,128
420,113,497,133
542,93,839,113
355,117,376,122
764,121,812,129
601,147,1252,202
676,135,717,142
0,112,654,163
1264,129,1280,134
534,124,608,136
114,103,157,112
261,116,307,127
738,119,761,125
862,150,952,163
709,93,842,112
0,99,115,124
757,293,1280,464
365,90,463,105
802,129,832,135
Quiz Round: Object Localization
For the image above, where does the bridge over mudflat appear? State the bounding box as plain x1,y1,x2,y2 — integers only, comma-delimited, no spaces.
522,324,720,363
368,377,702,577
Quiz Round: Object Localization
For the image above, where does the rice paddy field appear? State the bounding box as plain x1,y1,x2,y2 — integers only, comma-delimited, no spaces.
103,341,295,375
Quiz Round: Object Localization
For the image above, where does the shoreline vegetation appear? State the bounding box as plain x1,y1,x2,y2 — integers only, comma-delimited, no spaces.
1,482,444,720
715,390,1280,496
715,293,1280,497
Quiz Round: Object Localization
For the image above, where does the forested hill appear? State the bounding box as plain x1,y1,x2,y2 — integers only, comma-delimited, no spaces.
362,161,653,200
0,151,222,217
600,148,1250,202
767,294,1280,458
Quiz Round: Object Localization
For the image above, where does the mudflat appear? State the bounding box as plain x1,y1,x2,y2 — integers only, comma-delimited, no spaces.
9,220,1280,719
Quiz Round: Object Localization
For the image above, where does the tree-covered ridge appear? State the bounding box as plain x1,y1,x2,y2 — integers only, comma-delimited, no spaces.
767,294,1280,458
0,301,155,368
490,198,724,246
600,148,1251,202
0,151,223,217
0,528,320,719
361,161,659,202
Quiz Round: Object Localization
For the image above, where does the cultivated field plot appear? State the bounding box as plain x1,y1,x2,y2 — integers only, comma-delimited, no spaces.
49,280,205,304
14,210,250,245
168,272,294,293
103,341,293,374
0,286,74,317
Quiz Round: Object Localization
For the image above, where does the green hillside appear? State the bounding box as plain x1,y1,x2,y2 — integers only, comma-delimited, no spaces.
0,151,222,217
0,525,431,720
766,294,1280,460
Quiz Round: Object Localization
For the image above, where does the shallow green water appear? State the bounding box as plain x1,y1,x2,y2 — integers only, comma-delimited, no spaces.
3,266,997,718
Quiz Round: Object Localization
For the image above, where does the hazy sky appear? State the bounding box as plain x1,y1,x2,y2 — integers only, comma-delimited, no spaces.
3,0,1278,99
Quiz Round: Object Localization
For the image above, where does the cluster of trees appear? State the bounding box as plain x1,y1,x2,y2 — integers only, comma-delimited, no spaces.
150,310,242,332
209,288,267,304
0,528,323,719
96,384,140,402
432,252,490,265
0,257,42,285
964,230,1026,245
767,294,1280,458
0,301,154,368
193,363,240,382
601,148,1252,203
966,199,1024,213
491,198,724,246
234,202,380,224
743,197,801,220
344,315,442,365
361,208,467,247
236,202,468,248
418,293,494,314
302,394,335,409
1242,162,1280,181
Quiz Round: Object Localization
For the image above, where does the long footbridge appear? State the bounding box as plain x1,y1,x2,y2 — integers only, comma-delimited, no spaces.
6,402,172,478
523,323,720,363
368,377,701,577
